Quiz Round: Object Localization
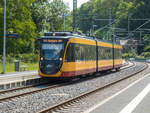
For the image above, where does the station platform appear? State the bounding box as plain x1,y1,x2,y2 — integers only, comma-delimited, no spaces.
84,71,150,113
0,60,128,90
0,71,42,90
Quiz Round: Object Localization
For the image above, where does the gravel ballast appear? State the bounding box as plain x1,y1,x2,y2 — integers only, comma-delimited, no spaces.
0,62,146,113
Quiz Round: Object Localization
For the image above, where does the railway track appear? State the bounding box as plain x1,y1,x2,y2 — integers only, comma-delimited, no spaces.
0,61,132,103
0,77,78,102
39,62,148,113
121,61,134,69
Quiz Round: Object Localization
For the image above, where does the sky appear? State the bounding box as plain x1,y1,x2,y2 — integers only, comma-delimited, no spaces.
63,0,89,10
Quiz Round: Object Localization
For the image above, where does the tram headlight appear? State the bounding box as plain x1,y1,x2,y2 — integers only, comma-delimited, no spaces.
59,58,62,61
41,57,43,60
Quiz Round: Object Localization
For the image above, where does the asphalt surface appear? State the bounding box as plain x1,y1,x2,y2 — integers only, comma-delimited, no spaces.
85,73,150,113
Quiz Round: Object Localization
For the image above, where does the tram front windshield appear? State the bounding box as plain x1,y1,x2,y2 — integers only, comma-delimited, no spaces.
41,43,63,60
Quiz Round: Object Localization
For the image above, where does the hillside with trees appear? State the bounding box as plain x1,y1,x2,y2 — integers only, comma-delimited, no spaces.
0,0,150,66
0,0,71,72
0,0,71,55
77,0,150,56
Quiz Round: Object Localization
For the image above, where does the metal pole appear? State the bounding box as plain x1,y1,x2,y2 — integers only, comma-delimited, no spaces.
109,8,112,26
64,14,66,31
107,32,109,40
73,0,77,32
92,25,97,38
128,14,130,35
140,31,142,43
112,34,114,68
108,8,112,40
92,25,94,36
3,0,6,74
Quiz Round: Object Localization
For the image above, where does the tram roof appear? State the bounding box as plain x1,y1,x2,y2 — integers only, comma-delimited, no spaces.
40,31,121,46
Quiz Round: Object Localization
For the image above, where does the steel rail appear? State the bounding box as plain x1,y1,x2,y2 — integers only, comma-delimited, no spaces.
121,61,134,70
0,60,130,94
0,82,48,94
0,82,69,102
39,62,148,113
0,61,132,103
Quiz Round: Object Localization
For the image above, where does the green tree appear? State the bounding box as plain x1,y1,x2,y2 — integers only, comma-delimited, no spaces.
116,0,150,54
77,0,121,35
31,0,49,35
77,0,150,55
31,0,71,35
77,1,94,33
0,0,36,54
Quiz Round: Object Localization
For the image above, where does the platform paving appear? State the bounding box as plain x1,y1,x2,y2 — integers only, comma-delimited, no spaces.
0,71,43,90
84,73,150,113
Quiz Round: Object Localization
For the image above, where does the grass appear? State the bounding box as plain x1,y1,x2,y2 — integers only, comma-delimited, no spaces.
0,61,38,73
20,62,38,71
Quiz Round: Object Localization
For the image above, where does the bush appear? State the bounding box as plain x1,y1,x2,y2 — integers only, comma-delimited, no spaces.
136,55,145,59
31,54,38,63
122,52,136,59
20,54,30,63
0,53,38,64
18,53,38,63
1,54,15,63
0,55,2,64
141,52,150,59
6,54,15,63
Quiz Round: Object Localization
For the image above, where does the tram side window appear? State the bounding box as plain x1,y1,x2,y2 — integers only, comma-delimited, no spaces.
74,44,96,61
98,47,104,60
74,44,83,61
98,46,112,60
105,47,112,59
119,49,122,59
110,48,113,59
65,43,75,62
114,48,118,59
65,43,96,62
85,45,96,60
114,48,122,59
